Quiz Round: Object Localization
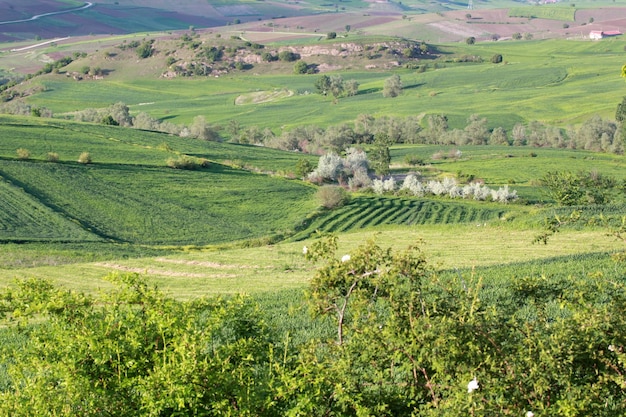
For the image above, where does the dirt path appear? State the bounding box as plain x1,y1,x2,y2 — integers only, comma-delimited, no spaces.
9,37,71,52
0,2,93,26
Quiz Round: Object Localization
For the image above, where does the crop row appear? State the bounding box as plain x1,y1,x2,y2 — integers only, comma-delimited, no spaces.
0,160,317,245
0,177,98,242
292,196,506,240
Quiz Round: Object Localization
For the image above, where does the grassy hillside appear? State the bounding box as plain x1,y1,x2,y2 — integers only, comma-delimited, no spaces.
0,115,318,245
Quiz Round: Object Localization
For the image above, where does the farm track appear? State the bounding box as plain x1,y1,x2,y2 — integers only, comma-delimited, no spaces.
0,2,93,26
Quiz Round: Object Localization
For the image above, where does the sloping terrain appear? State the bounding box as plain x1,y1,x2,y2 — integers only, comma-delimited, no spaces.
0,116,318,245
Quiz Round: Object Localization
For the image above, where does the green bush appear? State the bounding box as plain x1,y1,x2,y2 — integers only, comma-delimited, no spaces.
316,185,350,209
166,155,209,170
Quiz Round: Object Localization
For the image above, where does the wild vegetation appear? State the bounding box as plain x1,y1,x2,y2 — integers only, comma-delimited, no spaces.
0,0,625,414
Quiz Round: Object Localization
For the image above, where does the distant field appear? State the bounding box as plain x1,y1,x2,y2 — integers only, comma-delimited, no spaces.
21,38,626,133
508,7,576,21
0,115,318,172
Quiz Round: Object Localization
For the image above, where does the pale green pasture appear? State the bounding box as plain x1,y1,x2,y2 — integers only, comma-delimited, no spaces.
0,224,620,298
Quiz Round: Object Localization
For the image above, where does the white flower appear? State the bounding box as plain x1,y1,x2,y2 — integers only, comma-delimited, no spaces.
467,377,479,393
526,411,534,417
341,254,351,263
302,246,308,255
608,344,615,352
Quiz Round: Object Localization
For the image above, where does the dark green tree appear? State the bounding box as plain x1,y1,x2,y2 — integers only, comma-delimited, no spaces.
369,133,393,177
314,75,331,95
615,96,626,122
295,157,314,179
293,60,309,74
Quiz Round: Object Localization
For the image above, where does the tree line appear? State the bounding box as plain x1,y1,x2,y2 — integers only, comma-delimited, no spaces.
2,99,624,155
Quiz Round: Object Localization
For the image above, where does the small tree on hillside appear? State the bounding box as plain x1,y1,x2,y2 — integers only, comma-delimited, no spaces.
136,40,154,59
293,60,309,74
382,74,402,98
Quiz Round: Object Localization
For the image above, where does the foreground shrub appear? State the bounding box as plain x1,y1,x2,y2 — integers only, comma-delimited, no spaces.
317,185,350,209
296,236,626,416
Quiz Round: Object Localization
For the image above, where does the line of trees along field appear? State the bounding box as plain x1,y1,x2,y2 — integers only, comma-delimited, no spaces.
5,99,622,155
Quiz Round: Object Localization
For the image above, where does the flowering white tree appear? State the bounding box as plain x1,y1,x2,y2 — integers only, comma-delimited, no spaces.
490,185,518,203
308,152,344,182
401,174,426,197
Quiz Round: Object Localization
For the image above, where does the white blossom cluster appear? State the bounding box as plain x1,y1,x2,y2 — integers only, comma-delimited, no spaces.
372,174,517,204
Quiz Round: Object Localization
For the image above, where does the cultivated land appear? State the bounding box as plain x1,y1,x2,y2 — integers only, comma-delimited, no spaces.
0,0,623,294
0,2,625,413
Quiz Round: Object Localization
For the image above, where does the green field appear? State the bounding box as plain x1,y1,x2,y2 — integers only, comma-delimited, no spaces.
19,38,626,133
508,7,576,21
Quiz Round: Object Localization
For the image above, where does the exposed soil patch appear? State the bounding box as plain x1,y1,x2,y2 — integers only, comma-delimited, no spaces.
94,262,238,278
235,89,294,105
155,258,271,269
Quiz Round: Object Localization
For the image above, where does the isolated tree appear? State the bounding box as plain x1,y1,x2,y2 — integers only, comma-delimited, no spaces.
136,40,154,59
382,74,402,98
345,25,351,32
278,50,299,62
512,32,522,40
328,75,345,99
344,79,359,97
316,185,350,209
293,60,309,74
315,75,331,95
326,31,337,40
491,53,503,63
466,36,476,45
295,158,314,179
